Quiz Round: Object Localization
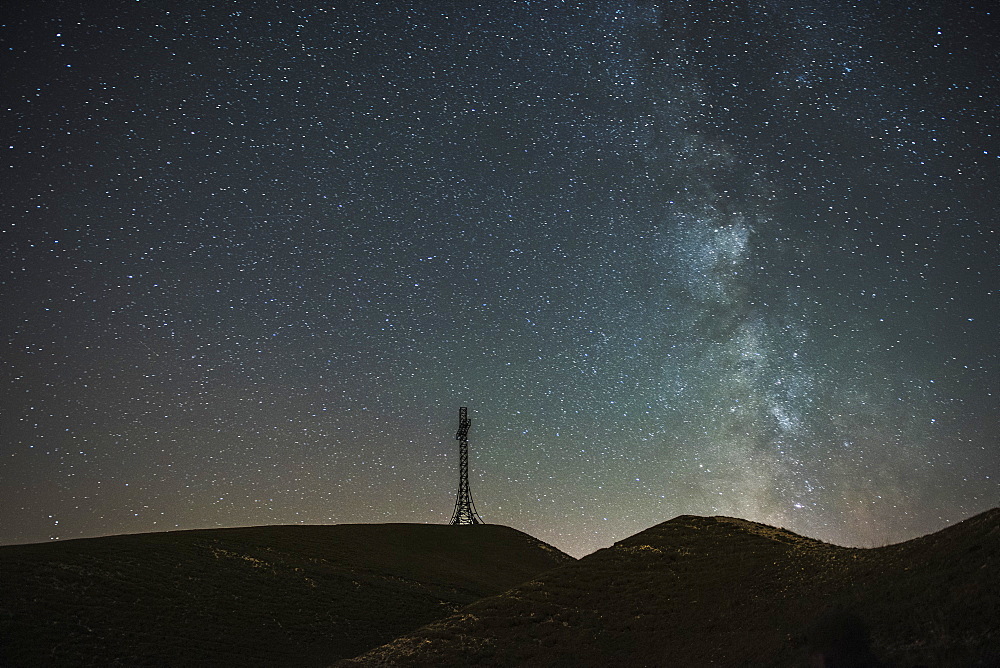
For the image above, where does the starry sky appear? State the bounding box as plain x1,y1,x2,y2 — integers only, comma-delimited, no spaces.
3,0,997,558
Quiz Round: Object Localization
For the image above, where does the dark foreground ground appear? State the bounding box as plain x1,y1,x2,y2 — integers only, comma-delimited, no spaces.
0,523,573,667
337,509,1000,667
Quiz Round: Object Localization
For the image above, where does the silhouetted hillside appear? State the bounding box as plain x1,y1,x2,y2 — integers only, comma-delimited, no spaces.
0,523,573,667
337,509,1000,667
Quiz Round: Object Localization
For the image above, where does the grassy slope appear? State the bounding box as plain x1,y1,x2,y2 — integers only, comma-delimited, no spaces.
337,509,999,667
0,523,573,667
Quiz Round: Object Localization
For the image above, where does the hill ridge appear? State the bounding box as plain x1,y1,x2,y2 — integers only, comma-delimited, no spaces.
337,509,1000,667
1,522,573,667
618,514,831,549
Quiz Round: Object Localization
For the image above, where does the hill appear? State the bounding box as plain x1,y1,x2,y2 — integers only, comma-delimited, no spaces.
0,523,573,667
336,509,1000,667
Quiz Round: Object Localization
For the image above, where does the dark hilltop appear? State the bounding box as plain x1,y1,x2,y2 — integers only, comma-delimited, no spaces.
3,511,996,667
0,523,573,667
337,509,1000,667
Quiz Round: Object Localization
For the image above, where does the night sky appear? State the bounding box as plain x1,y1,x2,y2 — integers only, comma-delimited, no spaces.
3,1,997,558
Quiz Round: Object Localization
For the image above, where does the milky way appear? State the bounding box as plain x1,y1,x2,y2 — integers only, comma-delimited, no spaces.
4,1,996,556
